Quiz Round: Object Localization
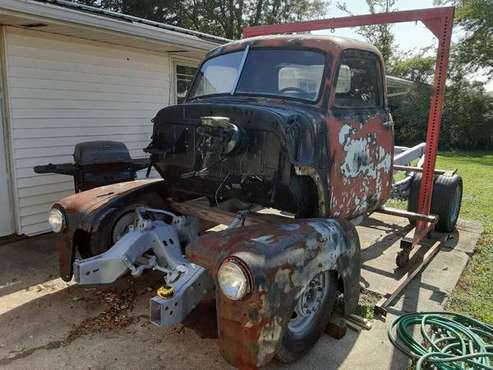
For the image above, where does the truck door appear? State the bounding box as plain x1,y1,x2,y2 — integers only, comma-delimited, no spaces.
327,49,393,218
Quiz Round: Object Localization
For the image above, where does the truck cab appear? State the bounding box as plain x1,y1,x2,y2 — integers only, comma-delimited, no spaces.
147,35,393,219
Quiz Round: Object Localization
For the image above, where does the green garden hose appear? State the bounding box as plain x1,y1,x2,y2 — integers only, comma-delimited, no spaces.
388,312,493,370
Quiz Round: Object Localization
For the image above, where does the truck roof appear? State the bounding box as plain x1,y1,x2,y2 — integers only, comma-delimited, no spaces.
207,34,382,59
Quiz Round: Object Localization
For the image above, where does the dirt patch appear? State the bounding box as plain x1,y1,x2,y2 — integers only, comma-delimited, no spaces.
0,275,165,367
65,288,138,343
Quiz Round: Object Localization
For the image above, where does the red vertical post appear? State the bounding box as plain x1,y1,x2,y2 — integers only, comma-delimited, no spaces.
416,10,454,235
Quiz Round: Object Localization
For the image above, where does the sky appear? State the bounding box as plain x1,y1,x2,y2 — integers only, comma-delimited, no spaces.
312,0,492,91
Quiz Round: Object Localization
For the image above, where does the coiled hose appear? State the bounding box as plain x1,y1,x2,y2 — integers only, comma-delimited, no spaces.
388,312,493,370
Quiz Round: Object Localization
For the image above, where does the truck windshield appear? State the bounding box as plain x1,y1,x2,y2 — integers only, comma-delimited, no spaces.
189,48,326,102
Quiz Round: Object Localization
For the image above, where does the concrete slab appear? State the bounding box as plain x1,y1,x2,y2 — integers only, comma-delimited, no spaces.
0,214,481,369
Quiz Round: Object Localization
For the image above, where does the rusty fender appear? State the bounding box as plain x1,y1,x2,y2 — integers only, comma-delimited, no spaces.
186,218,360,368
53,179,166,281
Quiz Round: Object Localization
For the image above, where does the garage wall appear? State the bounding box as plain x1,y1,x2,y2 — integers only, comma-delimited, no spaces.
4,27,182,235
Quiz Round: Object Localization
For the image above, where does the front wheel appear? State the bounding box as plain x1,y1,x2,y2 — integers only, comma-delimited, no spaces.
81,193,166,257
276,271,337,363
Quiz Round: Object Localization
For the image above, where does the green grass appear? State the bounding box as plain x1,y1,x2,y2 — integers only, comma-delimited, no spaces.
437,152,493,323
346,151,493,322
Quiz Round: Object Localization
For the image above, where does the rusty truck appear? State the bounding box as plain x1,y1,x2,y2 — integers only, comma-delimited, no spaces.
47,31,462,369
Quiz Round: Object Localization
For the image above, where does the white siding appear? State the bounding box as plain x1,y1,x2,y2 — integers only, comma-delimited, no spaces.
4,27,180,235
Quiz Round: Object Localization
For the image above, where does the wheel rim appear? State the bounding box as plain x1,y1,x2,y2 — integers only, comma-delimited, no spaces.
112,212,137,243
288,272,329,335
450,185,461,225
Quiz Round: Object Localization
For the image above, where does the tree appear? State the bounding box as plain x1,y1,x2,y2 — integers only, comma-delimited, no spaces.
441,75,493,149
435,0,493,80
454,0,493,80
74,0,329,39
389,54,493,149
387,55,434,145
336,0,397,64
388,54,436,83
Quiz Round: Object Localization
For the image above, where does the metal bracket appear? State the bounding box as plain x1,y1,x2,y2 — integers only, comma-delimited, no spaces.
150,266,214,327
73,207,215,328
74,208,199,285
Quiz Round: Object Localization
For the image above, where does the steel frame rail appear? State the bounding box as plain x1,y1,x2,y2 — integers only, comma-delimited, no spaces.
243,6,455,250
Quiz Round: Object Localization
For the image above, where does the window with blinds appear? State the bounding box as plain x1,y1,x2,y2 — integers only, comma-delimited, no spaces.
176,64,197,103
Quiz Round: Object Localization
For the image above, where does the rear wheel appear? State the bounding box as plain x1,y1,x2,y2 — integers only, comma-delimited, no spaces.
408,173,463,233
276,271,337,363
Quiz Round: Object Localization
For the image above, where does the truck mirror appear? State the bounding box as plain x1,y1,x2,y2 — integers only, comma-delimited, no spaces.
336,64,351,94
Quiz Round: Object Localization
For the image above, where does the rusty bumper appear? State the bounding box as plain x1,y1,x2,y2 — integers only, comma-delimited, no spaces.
186,218,360,368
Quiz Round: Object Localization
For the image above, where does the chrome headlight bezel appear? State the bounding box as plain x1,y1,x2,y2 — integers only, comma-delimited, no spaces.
48,207,66,233
217,257,251,301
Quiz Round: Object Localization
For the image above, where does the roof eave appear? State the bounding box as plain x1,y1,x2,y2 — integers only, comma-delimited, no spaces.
0,0,226,52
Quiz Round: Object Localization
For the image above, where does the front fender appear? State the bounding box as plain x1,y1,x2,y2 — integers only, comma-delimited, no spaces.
186,218,360,368
54,179,166,281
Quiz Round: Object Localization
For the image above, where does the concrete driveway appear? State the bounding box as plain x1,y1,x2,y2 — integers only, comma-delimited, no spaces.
0,214,481,369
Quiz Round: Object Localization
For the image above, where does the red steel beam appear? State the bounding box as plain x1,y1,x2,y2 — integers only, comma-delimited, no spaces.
243,7,454,38
243,7,455,244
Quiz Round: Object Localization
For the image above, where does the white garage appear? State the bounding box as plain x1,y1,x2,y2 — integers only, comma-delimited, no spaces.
0,0,226,236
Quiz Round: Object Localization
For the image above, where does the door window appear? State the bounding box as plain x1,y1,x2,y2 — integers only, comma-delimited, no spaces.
334,51,383,108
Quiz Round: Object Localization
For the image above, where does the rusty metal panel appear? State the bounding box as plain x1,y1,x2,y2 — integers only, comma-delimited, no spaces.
186,219,360,368
54,179,165,280
327,112,393,218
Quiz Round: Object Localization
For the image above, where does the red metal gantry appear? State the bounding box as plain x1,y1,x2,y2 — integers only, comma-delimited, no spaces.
244,6,454,251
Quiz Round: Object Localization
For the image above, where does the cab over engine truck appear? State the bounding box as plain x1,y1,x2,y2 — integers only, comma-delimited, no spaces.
47,11,462,369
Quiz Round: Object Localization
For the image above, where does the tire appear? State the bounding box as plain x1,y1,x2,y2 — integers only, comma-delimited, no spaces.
289,175,319,218
276,271,337,363
83,193,165,257
407,173,463,233
407,173,421,216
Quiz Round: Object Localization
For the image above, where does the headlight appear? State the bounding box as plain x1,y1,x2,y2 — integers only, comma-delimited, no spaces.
217,257,251,301
48,207,66,233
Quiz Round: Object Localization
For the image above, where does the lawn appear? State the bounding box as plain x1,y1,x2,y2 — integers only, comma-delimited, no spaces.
351,152,493,322
388,152,493,322
437,152,493,323
389,152,493,322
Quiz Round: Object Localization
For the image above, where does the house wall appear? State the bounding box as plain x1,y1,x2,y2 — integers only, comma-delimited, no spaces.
3,26,199,235
0,30,14,236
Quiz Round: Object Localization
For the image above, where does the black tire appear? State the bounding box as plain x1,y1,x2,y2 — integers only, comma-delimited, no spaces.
84,193,165,256
407,173,421,216
408,173,463,233
289,175,319,218
276,271,337,363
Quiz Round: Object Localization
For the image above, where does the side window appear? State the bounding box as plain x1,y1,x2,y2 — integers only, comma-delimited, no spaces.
334,51,383,108
176,64,197,104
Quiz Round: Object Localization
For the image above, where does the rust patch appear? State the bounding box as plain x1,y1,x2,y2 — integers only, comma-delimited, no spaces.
327,113,393,218
186,218,360,368
54,179,166,281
